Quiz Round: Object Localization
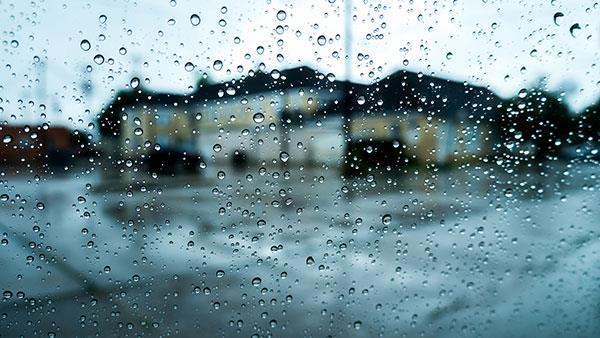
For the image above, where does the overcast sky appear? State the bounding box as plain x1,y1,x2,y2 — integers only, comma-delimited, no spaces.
0,0,598,128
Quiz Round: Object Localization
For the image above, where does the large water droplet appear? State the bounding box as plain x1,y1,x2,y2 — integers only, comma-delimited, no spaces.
382,214,391,225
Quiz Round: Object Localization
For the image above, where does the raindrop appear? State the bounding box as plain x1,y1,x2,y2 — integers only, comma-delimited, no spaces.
569,23,581,37
276,10,287,21
357,96,366,105
270,69,281,80
253,112,265,123
36,202,45,210
134,128,143,136
553,12,564,26
184,62,195,72
279,152,289,162
306,256,315,266
382,214,392,225
216,270,225,278
3,135,12,143
93,54,105,65
446,52,453,60
251,277,262,286
99,15,107,24
130,77,140,88
190,14,201,26
317,35,326,46
213,60,223,71
80,39,91,51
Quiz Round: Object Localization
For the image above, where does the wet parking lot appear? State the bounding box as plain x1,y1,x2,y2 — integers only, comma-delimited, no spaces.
1,160,600,337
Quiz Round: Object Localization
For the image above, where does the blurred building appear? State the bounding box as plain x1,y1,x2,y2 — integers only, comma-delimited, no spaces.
345,70,499,168
0,125,92,170
98,67,345,174
98,66,500,175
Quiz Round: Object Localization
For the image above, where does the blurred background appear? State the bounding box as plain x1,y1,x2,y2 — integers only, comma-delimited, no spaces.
1,0,600,337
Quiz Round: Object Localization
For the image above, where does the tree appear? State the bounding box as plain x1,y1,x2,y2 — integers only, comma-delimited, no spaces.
495,88,574,159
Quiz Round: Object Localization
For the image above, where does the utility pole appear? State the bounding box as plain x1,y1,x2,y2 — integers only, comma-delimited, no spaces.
342,0,353,168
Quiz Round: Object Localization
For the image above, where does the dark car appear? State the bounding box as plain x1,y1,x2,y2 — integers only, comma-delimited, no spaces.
147,148,201,175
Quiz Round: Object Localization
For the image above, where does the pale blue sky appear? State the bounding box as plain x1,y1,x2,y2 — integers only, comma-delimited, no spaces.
0,0,598,128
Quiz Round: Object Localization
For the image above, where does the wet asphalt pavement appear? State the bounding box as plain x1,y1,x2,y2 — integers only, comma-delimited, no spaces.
1,160,599,337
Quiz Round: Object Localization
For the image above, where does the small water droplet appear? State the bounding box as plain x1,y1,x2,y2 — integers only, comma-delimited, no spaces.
253,112,265,123
276,10,287,21
213,60,223,71
270,69,281,79
93,54,105,65
80,39,91,51
130,77,140,88
569,23,581,37
317,35,327,46
190,14,201,26
553,12,564,26
184,62,195,72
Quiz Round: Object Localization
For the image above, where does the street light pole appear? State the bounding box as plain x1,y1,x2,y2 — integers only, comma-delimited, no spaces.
342,0,353,169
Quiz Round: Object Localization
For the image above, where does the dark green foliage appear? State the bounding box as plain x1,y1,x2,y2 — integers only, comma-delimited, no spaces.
495,89,574,159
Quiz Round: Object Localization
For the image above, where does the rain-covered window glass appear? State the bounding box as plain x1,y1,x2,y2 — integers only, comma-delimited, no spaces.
1,0,599,337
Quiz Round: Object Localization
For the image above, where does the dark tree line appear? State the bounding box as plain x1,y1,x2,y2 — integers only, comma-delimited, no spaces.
495,87,600,160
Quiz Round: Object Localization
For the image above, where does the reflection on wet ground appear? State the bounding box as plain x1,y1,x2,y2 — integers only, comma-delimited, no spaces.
1,161,599,337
